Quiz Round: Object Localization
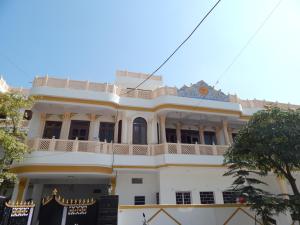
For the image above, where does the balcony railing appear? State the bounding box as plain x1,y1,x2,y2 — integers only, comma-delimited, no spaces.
27,138,228,156
32,76,177,99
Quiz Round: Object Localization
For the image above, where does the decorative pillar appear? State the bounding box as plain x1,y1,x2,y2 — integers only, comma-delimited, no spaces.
228,128,233,144
147,118,153,144
198,126,205,144
151,116,158,144
222,120,230,145
38,113,47,138
31,183,44,225
176,122,181,143
60,112,71,139
12,177,29,202
215,126,222,145
110,176,117,195
127,117,133,144
121,113,128,144
159,115,166,143
114,114,121,143
88,114,98,140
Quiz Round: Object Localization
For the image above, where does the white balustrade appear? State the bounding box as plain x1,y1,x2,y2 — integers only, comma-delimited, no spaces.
27,138,229,156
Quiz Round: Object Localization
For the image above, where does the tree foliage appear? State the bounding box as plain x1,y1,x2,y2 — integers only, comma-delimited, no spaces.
224,107,300,224
0,92,33,187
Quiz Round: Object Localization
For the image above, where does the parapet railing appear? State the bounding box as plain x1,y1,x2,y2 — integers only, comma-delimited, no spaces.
32,76,177,99
27,138,228,156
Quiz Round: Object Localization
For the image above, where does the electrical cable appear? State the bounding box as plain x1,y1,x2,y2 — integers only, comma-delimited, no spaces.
213,0,282,88
123,0,222,95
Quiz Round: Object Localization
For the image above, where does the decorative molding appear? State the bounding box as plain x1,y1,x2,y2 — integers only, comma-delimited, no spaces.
147,208,181,225
178,80,230,102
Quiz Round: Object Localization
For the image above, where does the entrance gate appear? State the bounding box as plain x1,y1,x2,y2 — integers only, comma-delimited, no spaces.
0,200,35,225
39,189,118,225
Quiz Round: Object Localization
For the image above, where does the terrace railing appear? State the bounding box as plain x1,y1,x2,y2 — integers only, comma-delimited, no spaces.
27,138,228,156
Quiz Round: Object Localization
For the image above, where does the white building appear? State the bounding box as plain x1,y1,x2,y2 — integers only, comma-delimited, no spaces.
3,71,299,225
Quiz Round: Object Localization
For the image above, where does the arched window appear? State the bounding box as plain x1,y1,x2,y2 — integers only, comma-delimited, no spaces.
132,117,147,144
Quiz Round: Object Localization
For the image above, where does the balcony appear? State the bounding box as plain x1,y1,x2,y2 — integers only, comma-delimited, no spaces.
32,76,177,99
27,138,229,156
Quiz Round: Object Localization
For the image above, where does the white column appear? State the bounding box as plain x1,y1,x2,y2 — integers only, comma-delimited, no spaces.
31,183,44,225
37,113,47,138
159,115,166,143
88,114,98,140
121,113,128,144
276,177,293,224
198,126,205,144
215,126,222,145
60,112,71,139
147,118,153,144
114,114,121,143
176,122,181,143
222,120,230,145
152,116,158,144
127,117,133,144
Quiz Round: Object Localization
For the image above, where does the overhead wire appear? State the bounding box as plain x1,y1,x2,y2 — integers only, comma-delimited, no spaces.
212,0,283,88
123,0,222,95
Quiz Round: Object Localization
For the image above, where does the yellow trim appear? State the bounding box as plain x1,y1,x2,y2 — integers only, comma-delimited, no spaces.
223,208,262,225
110,176,116,195
147,208,181,225
10,165,113,174
119,204,247,209
113,164,227,169
10,164,227,174
16,177,28,202
34,95,249,119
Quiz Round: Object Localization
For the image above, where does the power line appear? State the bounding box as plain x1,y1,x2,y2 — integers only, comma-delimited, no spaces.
0,52,31,77
213,0,282,88
124,0,222,95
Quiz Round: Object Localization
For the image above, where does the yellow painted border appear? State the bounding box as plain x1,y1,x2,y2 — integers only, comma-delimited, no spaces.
113,164,227,169
34,95,251,119
10,164,227,175
9,165,113,174
119,204,247,209
147,208,181,225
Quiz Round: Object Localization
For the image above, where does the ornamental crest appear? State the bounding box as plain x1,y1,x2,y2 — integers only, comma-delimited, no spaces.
178,80,229,102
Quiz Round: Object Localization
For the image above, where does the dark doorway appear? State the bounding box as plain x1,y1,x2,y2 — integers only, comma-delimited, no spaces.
43,121,62,139
204,131,217,145
166,128,177,143
99,122,115,142
181,130,199,144
132,117,147,144
68,120,90,140
117,120,122,143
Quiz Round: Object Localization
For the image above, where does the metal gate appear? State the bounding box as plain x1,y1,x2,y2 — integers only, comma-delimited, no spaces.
38,189,118,225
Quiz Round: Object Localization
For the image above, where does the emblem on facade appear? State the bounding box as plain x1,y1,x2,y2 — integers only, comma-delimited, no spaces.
178,80,229,102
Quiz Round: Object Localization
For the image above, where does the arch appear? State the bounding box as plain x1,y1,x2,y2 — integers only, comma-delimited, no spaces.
132,117,147,144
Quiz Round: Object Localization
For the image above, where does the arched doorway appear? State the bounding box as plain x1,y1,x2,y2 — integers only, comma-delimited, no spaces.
132,117,147,144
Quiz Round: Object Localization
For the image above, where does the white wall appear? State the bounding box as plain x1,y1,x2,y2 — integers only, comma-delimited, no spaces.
116,173,159,205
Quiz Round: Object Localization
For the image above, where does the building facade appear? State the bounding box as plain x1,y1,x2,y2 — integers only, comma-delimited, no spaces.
1,71,299,225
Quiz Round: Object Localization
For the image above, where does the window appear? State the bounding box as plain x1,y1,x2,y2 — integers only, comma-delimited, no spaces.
200,192,215,204
132,117,147,144
204,131,217,145
23,110,32,120
99,122,115,142
175,192,191,204
223,191,237,204
156,192,160,204
68,120,90,140
131,178,143,184
117,120,122,143
166,128,177,143
181,130,199,144
43,121,62,139
134,196,145,205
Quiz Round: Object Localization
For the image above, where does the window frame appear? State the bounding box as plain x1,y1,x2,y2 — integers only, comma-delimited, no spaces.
199,191,215,204
134,196,145,205
175,191,191,205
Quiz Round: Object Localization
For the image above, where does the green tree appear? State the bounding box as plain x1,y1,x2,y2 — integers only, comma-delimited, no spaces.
0,92,33,187
224,107,300,224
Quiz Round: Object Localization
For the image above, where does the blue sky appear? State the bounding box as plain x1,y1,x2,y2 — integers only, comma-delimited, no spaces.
0,0,299,104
